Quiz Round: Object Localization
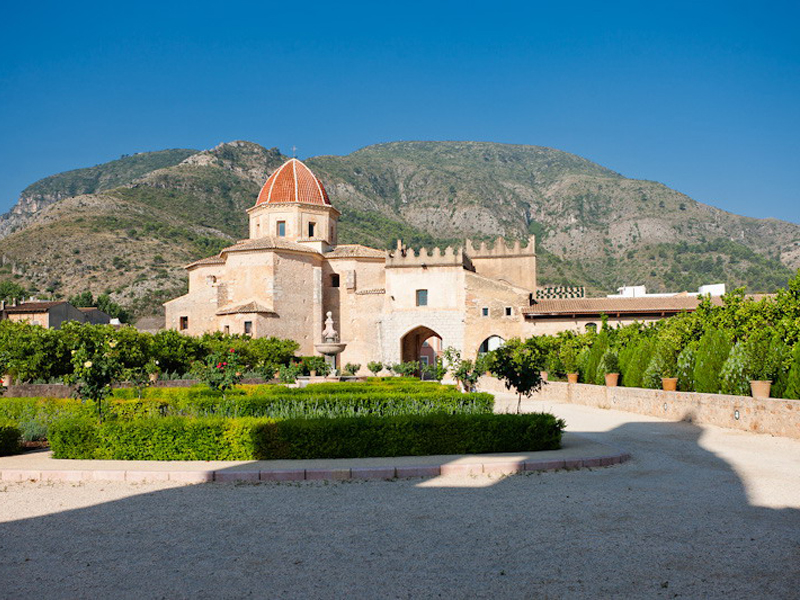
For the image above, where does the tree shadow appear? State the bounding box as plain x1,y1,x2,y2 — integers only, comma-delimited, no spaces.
1,419,798,599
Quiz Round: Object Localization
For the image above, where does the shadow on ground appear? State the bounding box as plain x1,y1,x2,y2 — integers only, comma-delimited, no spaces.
1,419,798,599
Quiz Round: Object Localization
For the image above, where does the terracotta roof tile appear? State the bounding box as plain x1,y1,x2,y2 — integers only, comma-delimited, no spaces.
216,300,275,316
522,296,716,317
4,301,68,314
255,158,330,207
220,237,321,256
325,244,386,259
185,256,227,269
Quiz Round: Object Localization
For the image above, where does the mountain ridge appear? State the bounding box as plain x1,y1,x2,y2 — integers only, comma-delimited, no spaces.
0,140,797,318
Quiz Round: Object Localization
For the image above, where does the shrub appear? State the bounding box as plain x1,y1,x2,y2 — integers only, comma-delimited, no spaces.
693,330,732,393
0,421,21,456
621,338,655,388
343,363,361,376
782,344,800,399
719,341,750,396
743,331,783,382
580,337,607,385
49,412,565,461
192,348,244,399
598,350,619,377
676,341,698,392
367,361,383,376
392,362,420,377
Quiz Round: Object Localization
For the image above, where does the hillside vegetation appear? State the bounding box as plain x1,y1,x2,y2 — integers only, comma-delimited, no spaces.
0,140,797,318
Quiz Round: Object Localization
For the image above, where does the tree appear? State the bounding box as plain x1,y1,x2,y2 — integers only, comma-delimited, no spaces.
488,337,546,413
343,363,361,376
0,280,27,303
367,361,383,376
443,347,489,391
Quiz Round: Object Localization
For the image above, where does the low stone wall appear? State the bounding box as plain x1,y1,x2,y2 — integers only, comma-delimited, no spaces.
479,377,800,440
5,384,74,398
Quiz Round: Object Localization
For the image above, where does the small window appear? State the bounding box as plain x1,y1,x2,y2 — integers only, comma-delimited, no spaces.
179,316,188,330
416,289,428,306
244,321,252,335
308,222,316,237
277,221,286,237
585,322,598,332
223,325,230,335
505,307,512,317
481,307,489,317
331,274,340,288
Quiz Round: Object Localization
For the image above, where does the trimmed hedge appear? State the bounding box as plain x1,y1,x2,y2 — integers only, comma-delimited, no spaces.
0,390,493,438
0,421,22,456
50,412,565,461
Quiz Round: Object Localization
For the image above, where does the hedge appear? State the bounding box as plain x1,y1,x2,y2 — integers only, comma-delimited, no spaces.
0,421,22,456
49,412,565,461
0,389,493,439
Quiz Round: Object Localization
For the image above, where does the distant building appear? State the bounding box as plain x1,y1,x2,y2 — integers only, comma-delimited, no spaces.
1,301,111,329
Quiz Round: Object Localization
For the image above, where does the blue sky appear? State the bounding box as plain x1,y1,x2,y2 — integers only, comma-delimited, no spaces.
1,1,798,223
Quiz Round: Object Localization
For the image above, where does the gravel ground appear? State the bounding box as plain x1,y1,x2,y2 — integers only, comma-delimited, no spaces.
1,398,798,599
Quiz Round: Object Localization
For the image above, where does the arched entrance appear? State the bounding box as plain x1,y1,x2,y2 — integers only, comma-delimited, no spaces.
478,335,505,355
400,326,443,366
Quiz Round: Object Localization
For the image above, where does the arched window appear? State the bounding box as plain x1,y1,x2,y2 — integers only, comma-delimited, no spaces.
585,322,598,332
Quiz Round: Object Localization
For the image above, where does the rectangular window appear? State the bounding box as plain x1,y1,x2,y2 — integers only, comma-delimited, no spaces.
416,289,428,306
308,222,316,237
179,316,188,330
223,325,230,335
331,274,340,288
277,221,286,237
244,321,252,335
505,307,512,316
481,307,489,317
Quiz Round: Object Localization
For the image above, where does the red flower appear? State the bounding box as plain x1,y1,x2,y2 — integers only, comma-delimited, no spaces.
229,348,235,353
223,362,228,366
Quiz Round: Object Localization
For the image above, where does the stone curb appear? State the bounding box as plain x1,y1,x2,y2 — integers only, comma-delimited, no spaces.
0,451,631,484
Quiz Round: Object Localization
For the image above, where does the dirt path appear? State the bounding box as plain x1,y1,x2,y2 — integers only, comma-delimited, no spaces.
1,398,798,599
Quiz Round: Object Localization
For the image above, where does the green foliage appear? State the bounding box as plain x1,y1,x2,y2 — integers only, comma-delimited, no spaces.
579,333,607,384
676,341,698,392
367,361,383,376
296,356,330,376
719,341,750,396
0,280,27,303
64,336,126,420
421,358,448,382
392,361,420,377
782,344,800,399
278,364,301,383
599,349,619,375
0,421,22,456
50,412,564,461
443,347,489,391
343,363,361,376
191,348,243,398
488,338,545,409
742,330,783,382
693,330,732,394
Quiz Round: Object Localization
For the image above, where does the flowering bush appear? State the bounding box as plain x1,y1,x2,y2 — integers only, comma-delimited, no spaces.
64,338,125,421
191,348,243,399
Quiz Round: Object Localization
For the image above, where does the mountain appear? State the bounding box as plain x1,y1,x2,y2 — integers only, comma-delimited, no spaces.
0,140,797,318
0,149,198,237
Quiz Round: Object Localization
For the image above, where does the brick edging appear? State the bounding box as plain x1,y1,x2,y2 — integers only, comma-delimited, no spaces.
0,451,631,484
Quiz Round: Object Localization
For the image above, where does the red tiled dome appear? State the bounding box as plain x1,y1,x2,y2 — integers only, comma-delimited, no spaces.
255,158,331,206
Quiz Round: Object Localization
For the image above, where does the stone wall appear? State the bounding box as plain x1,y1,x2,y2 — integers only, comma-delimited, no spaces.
478,377,800,440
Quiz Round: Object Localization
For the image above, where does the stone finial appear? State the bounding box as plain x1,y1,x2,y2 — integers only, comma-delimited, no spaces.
322,311,339,343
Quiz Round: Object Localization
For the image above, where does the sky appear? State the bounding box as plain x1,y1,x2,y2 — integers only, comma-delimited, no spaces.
1,1,798,223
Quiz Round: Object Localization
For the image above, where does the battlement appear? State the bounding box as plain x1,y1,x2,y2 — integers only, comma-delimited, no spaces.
386,240,473,269
465,235,536,258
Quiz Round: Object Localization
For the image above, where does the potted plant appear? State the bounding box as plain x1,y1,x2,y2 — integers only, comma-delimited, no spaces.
661,375,678,392
601,350,619,387
561,345,579,384
744,333,781,399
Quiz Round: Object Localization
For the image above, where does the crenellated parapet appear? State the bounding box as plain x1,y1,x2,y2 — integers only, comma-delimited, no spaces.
465,235,536,258
386,240,473,269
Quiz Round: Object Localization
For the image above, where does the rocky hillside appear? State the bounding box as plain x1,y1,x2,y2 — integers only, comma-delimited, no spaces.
1,140,798,318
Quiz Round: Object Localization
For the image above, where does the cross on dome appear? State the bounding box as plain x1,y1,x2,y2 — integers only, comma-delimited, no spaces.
255,158,331,207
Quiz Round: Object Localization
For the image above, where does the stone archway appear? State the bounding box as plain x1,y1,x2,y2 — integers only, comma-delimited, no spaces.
400,326,443,365
478,335,505,355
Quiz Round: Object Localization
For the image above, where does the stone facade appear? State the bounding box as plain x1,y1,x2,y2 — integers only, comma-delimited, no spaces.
164,158,706,374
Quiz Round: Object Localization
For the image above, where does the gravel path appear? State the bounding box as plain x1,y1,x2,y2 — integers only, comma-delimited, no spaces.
1,398,798,599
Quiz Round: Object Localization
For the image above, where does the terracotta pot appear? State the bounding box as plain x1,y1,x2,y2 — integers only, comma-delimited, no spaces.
605,373,619,387
750,380,771,398
661,377,678,392
540,371,548,382
567,373,579,384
